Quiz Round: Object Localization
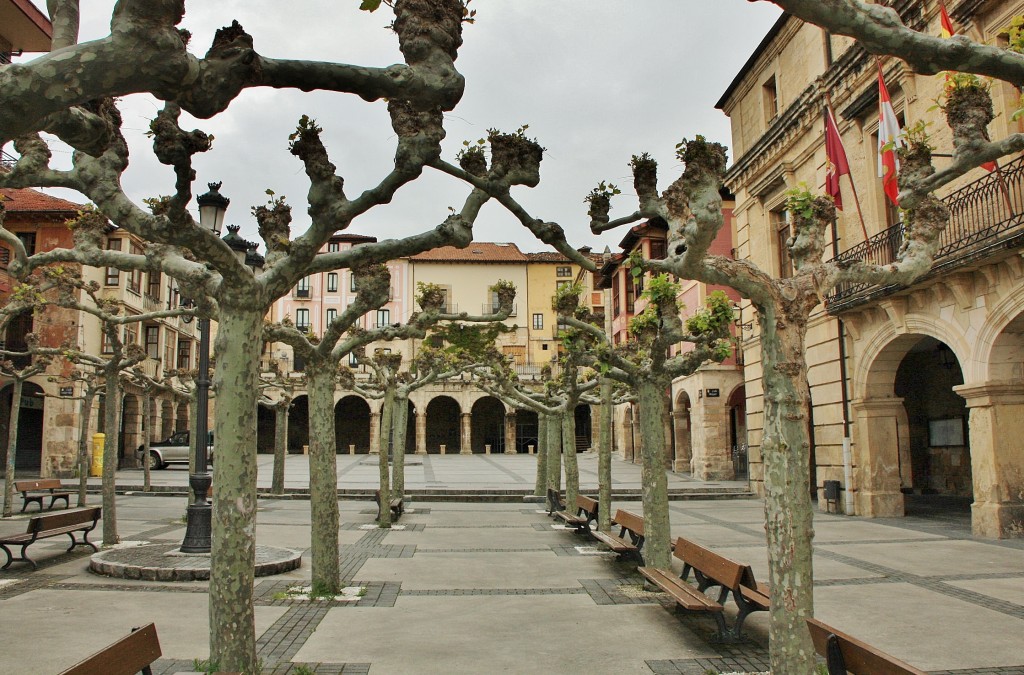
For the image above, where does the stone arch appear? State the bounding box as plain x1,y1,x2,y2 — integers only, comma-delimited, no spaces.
853,330,969,519
854,318,969,400
288,395,309,454
335,395,371,454
573,405,592,451
727,385,748,479
515,408,539,453
425,395,460,454
673,391,693,473
971,287,1024,383
471,396,505,453
0,381,45,473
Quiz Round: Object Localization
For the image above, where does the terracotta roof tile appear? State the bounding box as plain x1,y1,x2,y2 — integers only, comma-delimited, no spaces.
410,242,528,262
0,188,83,213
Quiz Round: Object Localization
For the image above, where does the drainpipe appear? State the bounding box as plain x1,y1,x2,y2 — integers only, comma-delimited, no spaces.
832,217,855,515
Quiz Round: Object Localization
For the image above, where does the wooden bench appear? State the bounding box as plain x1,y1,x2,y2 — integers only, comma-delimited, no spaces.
637,563,731,640
676,536,770,639
374,489,404,521
550,493,599,535
591,509,645,565
58,623,161,675
0,507,101,569
15,478,73,512
807,617,928,675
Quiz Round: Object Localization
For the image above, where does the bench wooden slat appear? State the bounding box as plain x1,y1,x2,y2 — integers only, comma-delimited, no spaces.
639,567,722,611
0,507,101,569
591,530,634,552
807,617,928,675
59,623,161,675
15,478,72,512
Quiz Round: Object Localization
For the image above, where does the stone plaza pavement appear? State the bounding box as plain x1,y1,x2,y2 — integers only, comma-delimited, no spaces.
0,454,1022,674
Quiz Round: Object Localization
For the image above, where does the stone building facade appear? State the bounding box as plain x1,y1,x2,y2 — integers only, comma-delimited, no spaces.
718,0,1024,537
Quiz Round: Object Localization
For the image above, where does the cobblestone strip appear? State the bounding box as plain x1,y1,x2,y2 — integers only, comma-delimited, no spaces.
152,659,372,675
0,572,65,598
402,587,586,597
256,605,330,664
415,547,551,553
340,522,425,532
816,548,1024,619
130,522,187,540
647,656,771,674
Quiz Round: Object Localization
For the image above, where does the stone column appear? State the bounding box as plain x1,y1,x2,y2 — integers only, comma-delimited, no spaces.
954,382,1024,539
672,409,691,473
851,398,908,517
623,415,635,463
460,412,472,454
504,411,517,454
694,397,735,481
415,411,427,454
369,411,381,455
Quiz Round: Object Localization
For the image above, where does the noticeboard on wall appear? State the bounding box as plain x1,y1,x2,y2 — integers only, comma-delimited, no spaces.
928,417,965,447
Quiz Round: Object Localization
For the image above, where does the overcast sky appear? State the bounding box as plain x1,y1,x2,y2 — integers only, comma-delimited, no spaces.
22,1,782,254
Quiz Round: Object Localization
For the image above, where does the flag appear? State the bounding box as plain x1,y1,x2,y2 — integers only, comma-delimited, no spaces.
938,2,997,171
878,63,903,206
824,106,851,210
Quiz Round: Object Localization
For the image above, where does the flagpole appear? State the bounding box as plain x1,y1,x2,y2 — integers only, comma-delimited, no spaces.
825,94,870,242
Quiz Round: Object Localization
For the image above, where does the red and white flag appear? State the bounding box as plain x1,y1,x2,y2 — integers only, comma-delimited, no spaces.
824,106,851,211
878,63,903,206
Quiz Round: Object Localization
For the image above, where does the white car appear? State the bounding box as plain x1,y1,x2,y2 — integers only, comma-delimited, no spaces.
137,430,214,470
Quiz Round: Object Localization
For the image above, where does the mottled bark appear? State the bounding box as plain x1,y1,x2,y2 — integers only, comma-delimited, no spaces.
2,379,23,518
271,402,288,494
535,413,548,497
391,392,410,499
101,372,121,545
561,412,579,510
142,390,153,492
209,308,262,673
377,387,395,528
598,380,613,531
306,367,341,594
758,301,816,667
545,413,561,495
637,381,672,570
76,386,96,507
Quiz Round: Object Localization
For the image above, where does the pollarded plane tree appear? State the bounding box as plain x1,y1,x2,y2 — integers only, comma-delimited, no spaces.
588,11,1024,672
558,278,733,569
46,364,103,507
124,365,187,492
0,1,590,668
256,364,305,497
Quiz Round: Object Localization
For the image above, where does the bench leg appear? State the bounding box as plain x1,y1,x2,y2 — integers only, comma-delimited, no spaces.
0,544,11,569
49,495,70,510
67,530,99,554
730,599,765,640
1,543,37,570
711,611,737,643
21,497,42,513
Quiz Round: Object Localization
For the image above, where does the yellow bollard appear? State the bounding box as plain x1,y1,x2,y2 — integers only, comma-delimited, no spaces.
90,433,105,477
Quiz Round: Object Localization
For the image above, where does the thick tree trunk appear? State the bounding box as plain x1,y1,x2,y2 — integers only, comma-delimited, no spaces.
101,372,121,545
637,380,672,570
561,411,579,510
209,308,263,672
77,388,95,507
377,387,395,528
545,413,562,495
598,381,612,531
142,390,152,492
271,402,288,495
391,392,409,499
2,378,23,518
306,367,341,594
758,304,817,674
535,413,548,497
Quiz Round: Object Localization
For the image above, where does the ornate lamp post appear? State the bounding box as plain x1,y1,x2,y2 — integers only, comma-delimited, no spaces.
180,182,229,553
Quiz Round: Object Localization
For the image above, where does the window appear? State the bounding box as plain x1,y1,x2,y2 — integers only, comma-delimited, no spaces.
293,352,306,372
612,280,621,318
144,325,160,359
295,308,310,332
146,271,161,300
4,311,32,368
326,308,338,327
295,276,311,298
625,274,635,313
556,280,571,291
124,325,138,347
349,351,359,366
532,313,544,330
328,242,340,253
556,266,572,278
771,208,793,278
164,332,175,366
376,309,390,328
649,239,667,260
327,272,338,293
763,75,779,123
101,329,114,354
350,273,358,292
105,238,121,286
15,232,35,256
177,339,191,370
0,246,9,267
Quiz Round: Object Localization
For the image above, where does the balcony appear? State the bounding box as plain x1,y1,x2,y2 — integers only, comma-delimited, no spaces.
827,156,1024,313
293,288,311,299
481,303,517,317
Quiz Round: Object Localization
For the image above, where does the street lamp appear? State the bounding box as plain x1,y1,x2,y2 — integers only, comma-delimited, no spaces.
180,182,230,554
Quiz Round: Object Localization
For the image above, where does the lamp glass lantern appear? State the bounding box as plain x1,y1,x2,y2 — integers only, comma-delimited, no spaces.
197,182,230,236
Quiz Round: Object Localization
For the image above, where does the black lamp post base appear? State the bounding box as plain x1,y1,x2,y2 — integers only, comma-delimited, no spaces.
180,472,212,553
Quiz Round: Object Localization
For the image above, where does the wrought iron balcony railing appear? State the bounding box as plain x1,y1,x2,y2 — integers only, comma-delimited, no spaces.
827,155,1024,312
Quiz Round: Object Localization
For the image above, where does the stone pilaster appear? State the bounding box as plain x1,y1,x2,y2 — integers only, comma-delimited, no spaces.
504,412,517,454
369,411,381,454
672,409,691,473
851,398,907,517
460,412,472,454
415,412,427,454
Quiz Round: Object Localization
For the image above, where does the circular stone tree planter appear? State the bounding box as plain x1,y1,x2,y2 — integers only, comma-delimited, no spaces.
90,543,302,582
